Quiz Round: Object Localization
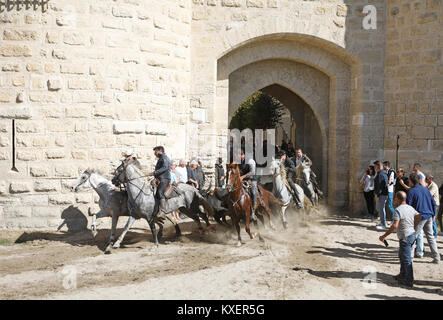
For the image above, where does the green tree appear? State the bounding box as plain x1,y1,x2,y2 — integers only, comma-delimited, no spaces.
229,91,284,130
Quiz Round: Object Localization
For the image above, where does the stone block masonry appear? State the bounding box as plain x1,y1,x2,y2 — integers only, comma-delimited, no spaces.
0,0,441,228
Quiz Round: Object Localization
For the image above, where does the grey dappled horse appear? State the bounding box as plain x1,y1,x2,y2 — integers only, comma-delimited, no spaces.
71,169,181,253
111,158,214,248
296,160,319,206
268,159,305,228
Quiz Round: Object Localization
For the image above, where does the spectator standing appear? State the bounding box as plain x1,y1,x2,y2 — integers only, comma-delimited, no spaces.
214,157,225,190
412,163,426,186
383,161,396,222
438,183,443,232
360,165,376,220
425,174,440,236
196,160,206,192
175,159,188,184
169,160,182,222
187,160,199,189
395,168,410,194
374,161,389,230
407,173,440,263
379,191,421,288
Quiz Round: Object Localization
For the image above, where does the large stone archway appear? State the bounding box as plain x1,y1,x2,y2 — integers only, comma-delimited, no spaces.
213,36,360,209
227,60,329,194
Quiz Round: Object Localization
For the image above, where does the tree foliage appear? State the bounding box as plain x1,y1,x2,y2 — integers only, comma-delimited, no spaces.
229,91,284,130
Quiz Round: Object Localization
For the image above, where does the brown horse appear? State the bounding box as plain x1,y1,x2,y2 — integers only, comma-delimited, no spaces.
226,163,283,246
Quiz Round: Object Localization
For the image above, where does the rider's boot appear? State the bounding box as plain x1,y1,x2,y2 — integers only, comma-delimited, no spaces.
158,198,167,218
291,190,303,208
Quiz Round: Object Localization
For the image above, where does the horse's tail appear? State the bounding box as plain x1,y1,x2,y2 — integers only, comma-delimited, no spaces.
197,192,215,217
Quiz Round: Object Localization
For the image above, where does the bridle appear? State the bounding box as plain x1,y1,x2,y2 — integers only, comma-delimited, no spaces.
113,162,154,203
74,171,91,190
226,166,247,208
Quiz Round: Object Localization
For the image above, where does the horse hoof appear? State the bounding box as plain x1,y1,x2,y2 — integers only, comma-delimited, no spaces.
283,222,288,229
236,241,242,247
104,245,112,254
112,242,120,249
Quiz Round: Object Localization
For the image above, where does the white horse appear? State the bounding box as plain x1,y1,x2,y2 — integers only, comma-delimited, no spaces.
71,169,180,253
268,159,305,228
296,160,319,206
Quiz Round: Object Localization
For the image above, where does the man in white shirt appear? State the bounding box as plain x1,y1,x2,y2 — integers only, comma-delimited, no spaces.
379,191,421,288
412,163,426,186
426,174,440,235
175,159,188,184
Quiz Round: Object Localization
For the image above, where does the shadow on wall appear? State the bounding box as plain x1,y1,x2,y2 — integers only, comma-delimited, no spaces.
57,205,88,233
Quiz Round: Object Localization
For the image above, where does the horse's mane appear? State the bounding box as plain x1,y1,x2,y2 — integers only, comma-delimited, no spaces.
126,160,153,190
85,168,104,175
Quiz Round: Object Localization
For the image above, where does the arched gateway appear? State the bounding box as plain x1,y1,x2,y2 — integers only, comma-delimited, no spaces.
210,33,361,210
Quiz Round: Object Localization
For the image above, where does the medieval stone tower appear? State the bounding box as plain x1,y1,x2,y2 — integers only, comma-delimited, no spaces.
0,0,441,229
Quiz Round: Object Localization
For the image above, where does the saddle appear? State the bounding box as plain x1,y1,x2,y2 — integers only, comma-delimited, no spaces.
152,179,181,200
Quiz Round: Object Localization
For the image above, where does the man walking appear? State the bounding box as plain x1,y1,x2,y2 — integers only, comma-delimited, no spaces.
379,191,421,288
149,146,171,218
407,173,440,263
374,160,389,230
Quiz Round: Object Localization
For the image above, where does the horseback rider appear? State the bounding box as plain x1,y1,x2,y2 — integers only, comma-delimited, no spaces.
277,150,302,207
148,146,170,218
121,148,135,161
294,148,312,167
238,149,258,221
294,148,323,197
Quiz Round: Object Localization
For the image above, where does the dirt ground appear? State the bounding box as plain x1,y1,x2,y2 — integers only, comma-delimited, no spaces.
0,206,442,300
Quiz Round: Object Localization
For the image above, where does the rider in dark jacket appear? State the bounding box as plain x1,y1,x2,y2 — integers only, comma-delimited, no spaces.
151,146,170,217
278,150,302,207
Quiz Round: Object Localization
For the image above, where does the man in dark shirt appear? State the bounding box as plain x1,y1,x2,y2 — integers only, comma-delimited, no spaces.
407,173,440,263
286,142,295,158
374,160,389,230
395,168,410,194
215,157,225,190
150,146,170,218
187,160,199,188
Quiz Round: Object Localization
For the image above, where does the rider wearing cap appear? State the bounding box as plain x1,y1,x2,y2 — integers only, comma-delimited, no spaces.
239,149,258,221
294,148,322,198
121,148,135,161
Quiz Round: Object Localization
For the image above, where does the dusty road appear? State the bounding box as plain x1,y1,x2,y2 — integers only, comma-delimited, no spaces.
0,207,442,300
